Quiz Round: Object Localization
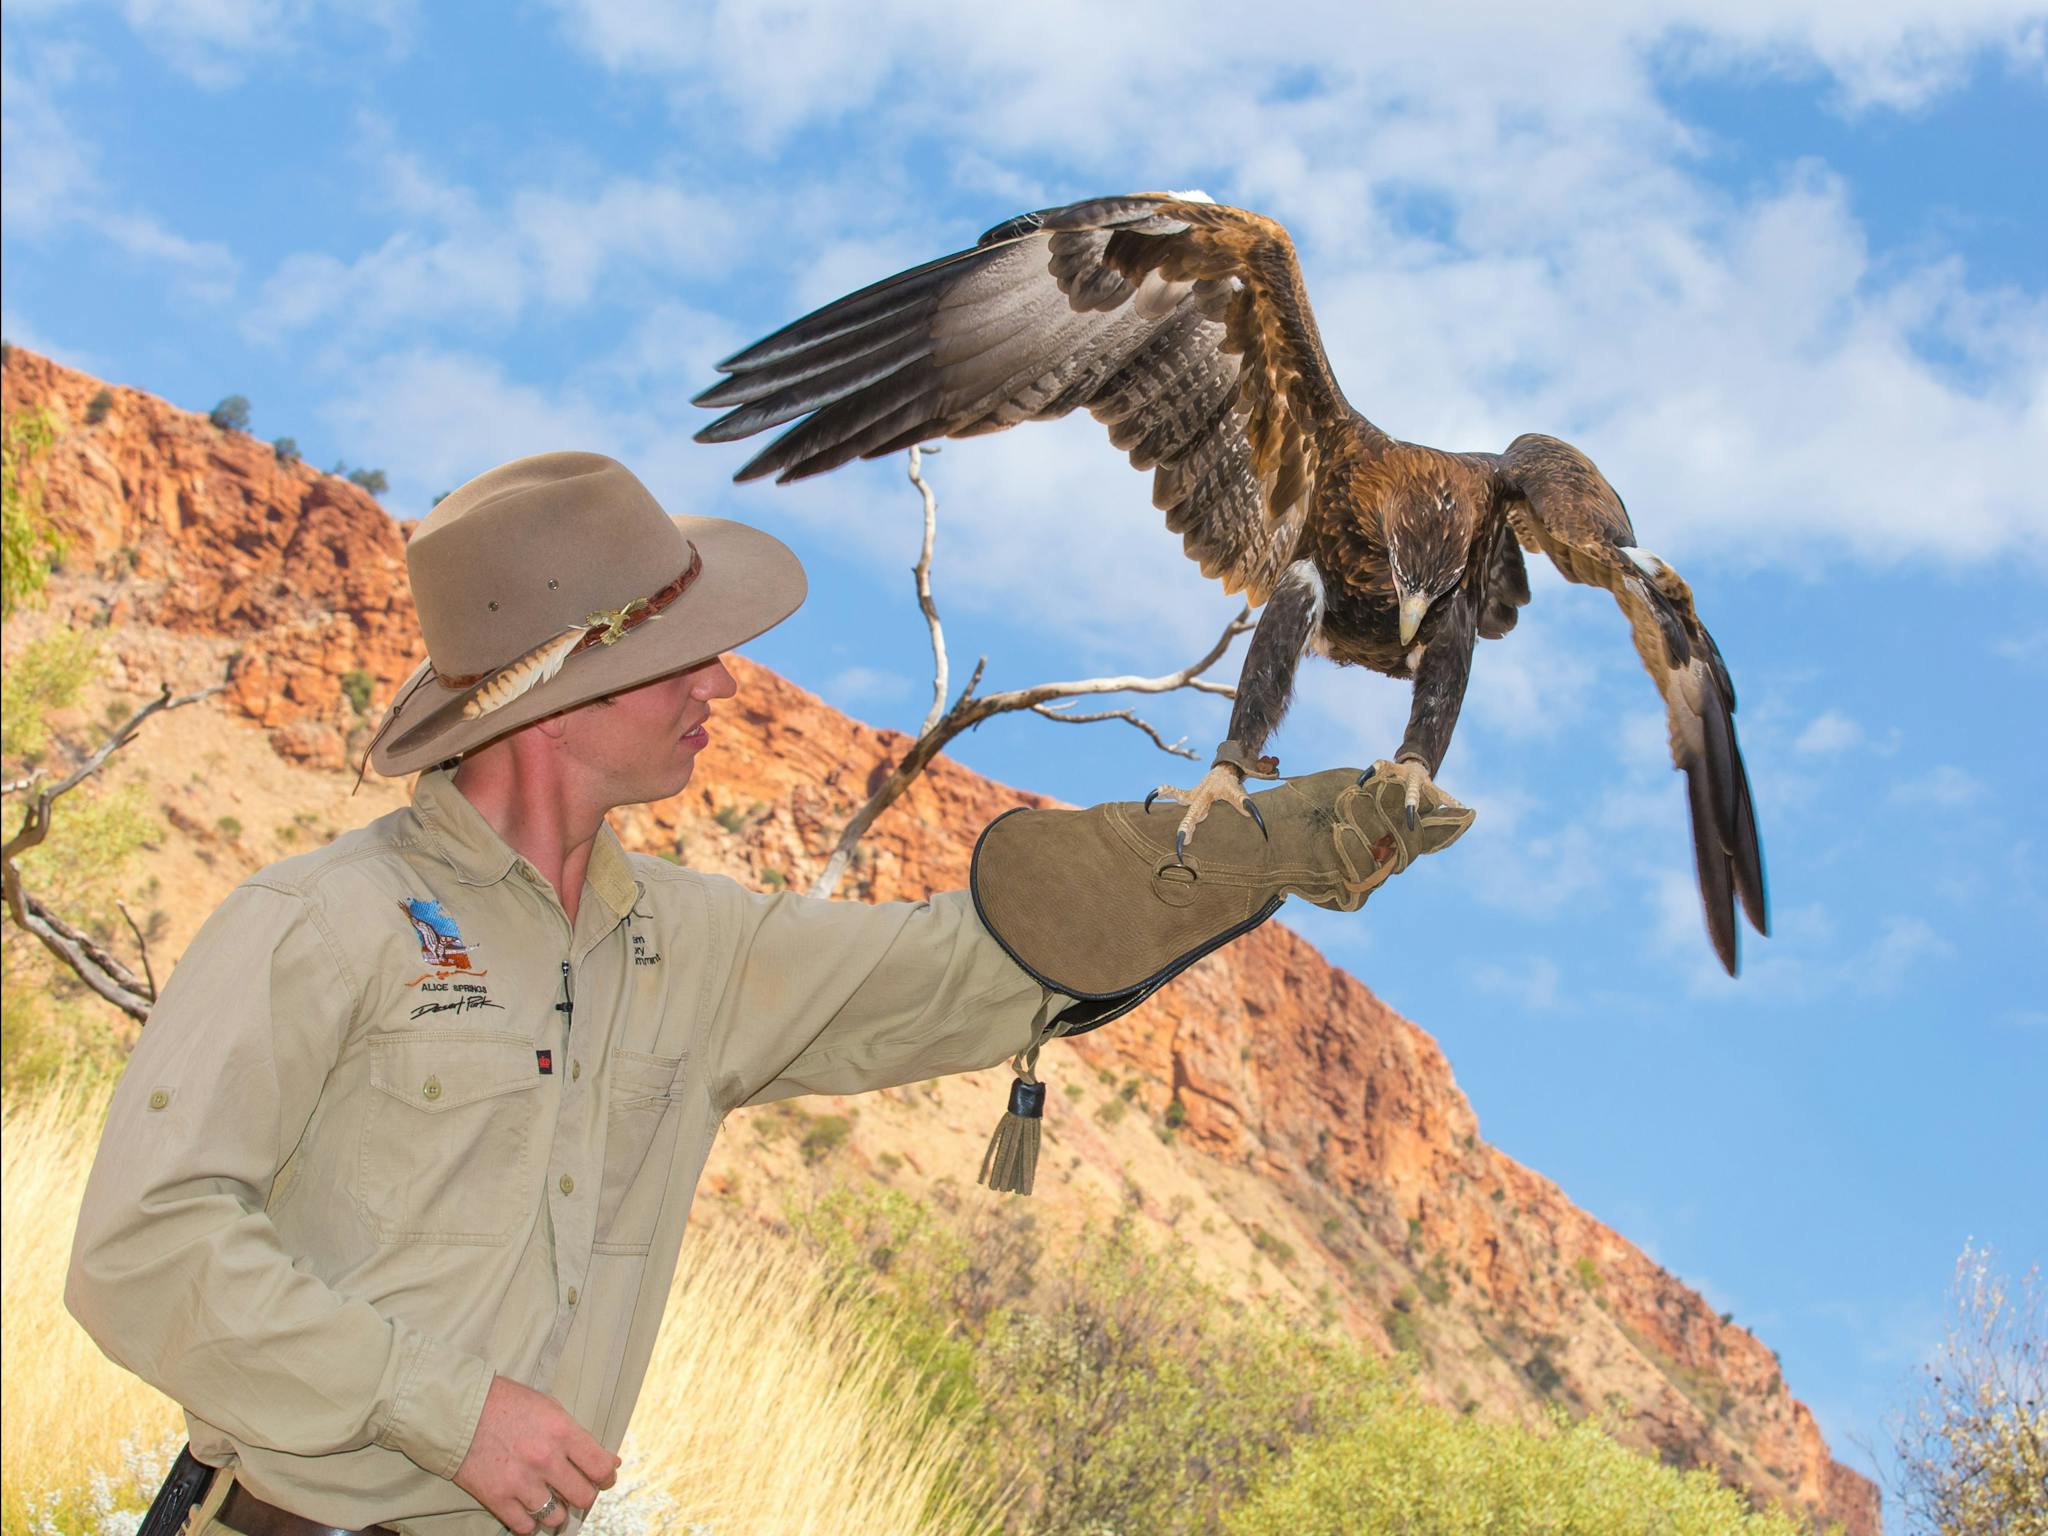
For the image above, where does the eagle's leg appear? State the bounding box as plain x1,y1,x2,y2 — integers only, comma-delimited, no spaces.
1150,562,1324,853
1377,584,1479,826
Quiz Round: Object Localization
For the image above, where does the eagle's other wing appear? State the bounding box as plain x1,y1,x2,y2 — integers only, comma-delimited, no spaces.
694,194,1348,605
1490,433,1767,975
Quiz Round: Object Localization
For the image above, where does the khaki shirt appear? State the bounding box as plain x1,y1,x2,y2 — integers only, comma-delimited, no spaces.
68,770,1055,1531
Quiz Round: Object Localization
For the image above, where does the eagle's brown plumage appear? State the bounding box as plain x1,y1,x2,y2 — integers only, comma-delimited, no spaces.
695,193,1767,973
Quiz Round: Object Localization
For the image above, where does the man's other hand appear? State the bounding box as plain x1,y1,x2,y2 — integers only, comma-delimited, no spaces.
453,1375,621,1531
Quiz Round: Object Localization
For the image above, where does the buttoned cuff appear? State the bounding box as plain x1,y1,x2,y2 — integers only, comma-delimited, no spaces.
378,1325,495,1482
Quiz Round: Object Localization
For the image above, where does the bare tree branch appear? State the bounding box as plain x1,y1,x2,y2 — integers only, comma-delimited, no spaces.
804,453,1253,898
3,772,43,797
909,444,949,738
116,898,159,1002
3,674,226,1022
1029,704,1197,759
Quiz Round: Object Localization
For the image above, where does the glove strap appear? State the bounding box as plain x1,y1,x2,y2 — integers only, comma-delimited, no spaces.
1210,739,1281,779
978,998,1069,1196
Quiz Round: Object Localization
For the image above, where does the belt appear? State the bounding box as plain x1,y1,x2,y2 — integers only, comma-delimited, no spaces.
217,1480,399,1536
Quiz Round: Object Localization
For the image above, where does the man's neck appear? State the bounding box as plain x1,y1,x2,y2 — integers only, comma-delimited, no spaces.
451,753,605,925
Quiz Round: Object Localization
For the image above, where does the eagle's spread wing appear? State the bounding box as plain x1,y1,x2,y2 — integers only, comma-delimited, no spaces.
1491,433,1767,974
694,194,1348,605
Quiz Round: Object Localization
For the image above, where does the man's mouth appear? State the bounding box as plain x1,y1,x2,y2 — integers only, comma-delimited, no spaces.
682,721,710,746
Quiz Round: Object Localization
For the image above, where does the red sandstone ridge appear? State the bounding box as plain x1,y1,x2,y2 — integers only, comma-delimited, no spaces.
1,348,1879,1536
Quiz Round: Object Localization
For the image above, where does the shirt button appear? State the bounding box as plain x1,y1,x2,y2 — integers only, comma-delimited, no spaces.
422,1076,442,1101
147,1089,170,1111
559,1174,575,1196
571,1060,581,1082
566,1287,580,1306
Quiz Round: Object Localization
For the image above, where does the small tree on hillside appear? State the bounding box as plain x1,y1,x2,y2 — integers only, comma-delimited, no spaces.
1888,1241,2046,1536
2,408,61,617
208,395,251,433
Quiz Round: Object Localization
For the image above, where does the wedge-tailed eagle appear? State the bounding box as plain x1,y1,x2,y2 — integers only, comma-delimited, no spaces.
695,193,1767,974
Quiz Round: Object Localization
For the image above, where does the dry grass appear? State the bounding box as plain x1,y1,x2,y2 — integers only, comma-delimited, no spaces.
0,1071,993,1535
626,1221,1000,1534
1,1073,184,1531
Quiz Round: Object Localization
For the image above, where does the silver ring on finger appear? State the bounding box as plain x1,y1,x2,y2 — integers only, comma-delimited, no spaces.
527,1493,561,1523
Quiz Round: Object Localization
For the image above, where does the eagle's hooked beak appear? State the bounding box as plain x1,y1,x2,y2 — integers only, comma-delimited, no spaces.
1398,592,1430,647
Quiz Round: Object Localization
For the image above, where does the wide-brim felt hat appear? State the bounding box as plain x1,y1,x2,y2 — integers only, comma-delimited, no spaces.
370,451,806,777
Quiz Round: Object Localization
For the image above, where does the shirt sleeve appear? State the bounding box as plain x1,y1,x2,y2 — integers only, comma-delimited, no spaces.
700,883,1063,1111
66,880,494,1481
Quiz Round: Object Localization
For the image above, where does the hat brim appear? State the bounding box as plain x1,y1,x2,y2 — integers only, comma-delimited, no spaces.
369,514,805,778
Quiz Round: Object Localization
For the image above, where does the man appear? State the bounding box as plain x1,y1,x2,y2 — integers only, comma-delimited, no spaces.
68,451,1468,1534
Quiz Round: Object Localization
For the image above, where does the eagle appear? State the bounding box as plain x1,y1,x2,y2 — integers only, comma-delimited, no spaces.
694,193,1767,974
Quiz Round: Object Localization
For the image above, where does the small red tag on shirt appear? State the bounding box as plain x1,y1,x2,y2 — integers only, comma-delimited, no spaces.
536,1049,553,1075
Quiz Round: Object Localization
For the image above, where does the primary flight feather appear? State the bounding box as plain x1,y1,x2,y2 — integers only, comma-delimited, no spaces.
695,193,1768,974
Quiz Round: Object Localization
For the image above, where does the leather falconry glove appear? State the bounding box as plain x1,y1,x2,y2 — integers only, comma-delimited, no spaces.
969,765,1475,1193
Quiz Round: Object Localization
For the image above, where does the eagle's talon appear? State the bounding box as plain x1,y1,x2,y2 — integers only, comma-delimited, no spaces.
1144,789,1162,813
1174,830,1188,865
1357,766,1376,785
1247,799,1267,839
1406,803,1417,830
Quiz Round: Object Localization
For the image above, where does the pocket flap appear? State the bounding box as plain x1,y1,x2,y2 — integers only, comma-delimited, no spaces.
369,1032,543,1114
609,1048,686,1109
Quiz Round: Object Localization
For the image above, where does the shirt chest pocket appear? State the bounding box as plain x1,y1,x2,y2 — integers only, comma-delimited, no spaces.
360,1032,544,1245
595,1049,688,1256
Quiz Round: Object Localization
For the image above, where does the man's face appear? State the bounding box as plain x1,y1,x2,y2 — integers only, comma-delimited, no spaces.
558,654,738,808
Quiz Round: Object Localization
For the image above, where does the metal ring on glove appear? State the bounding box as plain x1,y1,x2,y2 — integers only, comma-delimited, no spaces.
528,1494,561,1524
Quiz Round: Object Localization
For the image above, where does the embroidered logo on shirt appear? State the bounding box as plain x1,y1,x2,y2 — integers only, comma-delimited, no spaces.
536,1049,554,1075
399,898,498,1001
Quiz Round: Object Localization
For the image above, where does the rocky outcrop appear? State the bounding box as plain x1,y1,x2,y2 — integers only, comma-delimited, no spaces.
2,349,422,767
0,348,1878,1536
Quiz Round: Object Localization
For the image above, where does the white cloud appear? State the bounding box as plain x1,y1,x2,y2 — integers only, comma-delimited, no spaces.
245,127,735,342
114,0,415,87
532,0,2048,575
0,38,239,294
1888,763,1986,806
1795,710,1866,755
822,666,912,706
1473,954,1566,1012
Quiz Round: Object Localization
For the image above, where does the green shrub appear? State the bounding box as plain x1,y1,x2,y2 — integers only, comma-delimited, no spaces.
1251,1225,1296,1268
84,389,114,425
798,1113,851,1163
1381,1306,1423,1359
2,407,62,617
215,815,243,839
208,395,250,432
1227,1402,1809,1536
2,631,101,758
346,467,388,495
272,436,300,464
339,668,375,715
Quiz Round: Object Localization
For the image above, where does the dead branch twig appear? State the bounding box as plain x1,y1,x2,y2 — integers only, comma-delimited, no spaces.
3,674,226,1021
805,454,1251,898
116,898,158,1002
1029,704,1196,759
910,444,948,737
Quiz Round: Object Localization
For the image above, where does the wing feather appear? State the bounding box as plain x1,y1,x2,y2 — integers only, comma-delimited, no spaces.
696,193,1351,603
1492,433,1767,973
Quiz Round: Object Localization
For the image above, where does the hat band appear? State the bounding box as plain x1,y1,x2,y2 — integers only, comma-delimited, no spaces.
436,541,704,698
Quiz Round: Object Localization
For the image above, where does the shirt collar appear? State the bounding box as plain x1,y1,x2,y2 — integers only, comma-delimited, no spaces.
410,770,640,924
412,769,521,887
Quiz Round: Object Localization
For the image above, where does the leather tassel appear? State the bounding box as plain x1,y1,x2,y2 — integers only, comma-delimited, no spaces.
978,1077,1046,1196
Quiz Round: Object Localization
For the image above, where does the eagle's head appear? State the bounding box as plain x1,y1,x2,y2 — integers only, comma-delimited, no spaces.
1387,480,1470,645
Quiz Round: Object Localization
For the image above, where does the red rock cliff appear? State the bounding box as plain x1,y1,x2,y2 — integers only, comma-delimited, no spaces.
1,348,1878,1536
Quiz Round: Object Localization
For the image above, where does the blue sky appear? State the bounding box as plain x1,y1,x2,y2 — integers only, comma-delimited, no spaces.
5,0,2044,1501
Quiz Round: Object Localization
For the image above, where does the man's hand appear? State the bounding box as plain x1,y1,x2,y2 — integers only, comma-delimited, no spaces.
454,1375,620,1532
